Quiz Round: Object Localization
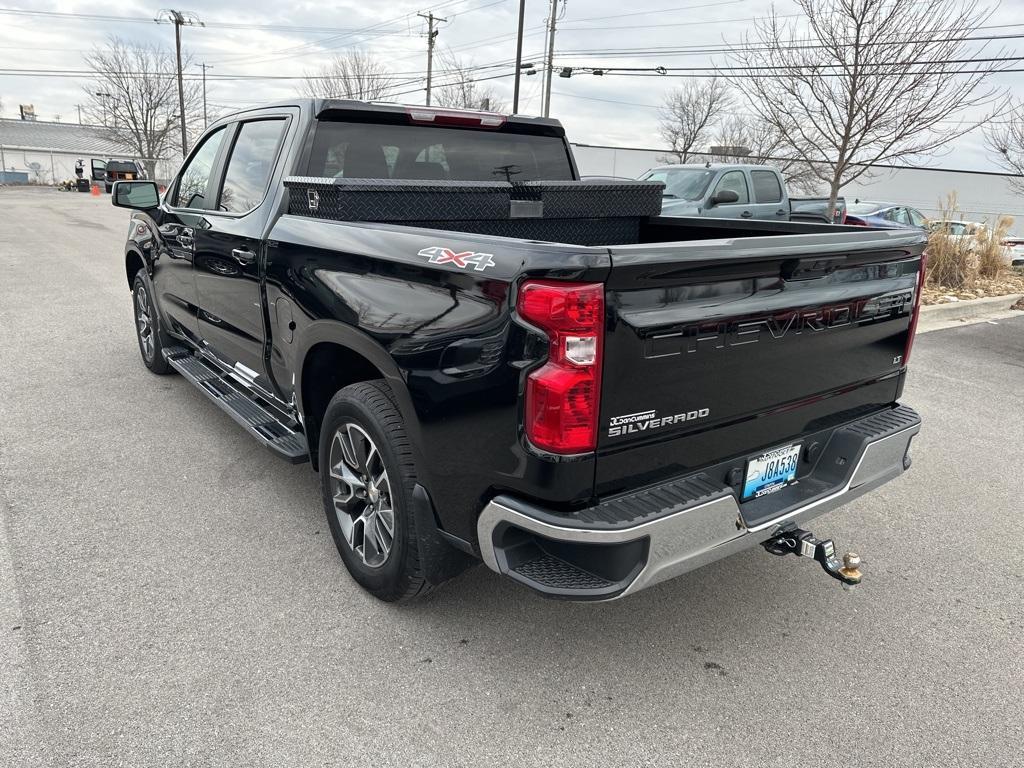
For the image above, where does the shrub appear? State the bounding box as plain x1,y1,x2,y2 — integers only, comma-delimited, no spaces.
975,215,1012,279
925,193,1012,289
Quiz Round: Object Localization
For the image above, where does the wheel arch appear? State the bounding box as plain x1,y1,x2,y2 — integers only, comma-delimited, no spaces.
125,247,146,289
295,321,425,476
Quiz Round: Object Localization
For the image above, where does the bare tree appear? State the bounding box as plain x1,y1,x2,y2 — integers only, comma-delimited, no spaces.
710,114,820,193
985,102,1024,193
303,50,394,101
658,78,731,164
84,37,202,178
724,0,1008,215
433,50,507,111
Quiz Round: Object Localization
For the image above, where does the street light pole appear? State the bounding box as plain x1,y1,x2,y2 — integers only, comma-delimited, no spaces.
197,62,212,127
512,0,526,113
95,91,112,127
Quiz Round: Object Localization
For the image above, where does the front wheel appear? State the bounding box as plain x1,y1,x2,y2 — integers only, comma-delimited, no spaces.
131,272,172,374
319,381,432,602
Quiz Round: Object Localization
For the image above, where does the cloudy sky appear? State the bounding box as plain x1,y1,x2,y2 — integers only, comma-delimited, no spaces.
1,0,1023,173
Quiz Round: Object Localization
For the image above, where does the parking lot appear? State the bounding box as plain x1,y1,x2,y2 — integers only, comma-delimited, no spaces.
0,186,1021,767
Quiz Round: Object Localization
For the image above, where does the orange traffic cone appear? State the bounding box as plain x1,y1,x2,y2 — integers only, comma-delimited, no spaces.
90,183,101,197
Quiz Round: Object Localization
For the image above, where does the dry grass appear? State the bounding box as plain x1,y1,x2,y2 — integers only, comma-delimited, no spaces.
925,193,1013,290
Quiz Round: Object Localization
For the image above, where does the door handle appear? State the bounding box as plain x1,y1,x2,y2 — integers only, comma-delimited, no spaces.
740,211,753,218
231,248,256,266
776,209,787,216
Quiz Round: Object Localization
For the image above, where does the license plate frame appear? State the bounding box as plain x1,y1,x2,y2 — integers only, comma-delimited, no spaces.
742,443,802,500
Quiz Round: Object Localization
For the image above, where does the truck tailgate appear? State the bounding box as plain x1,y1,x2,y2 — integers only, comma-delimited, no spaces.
597,229,926,496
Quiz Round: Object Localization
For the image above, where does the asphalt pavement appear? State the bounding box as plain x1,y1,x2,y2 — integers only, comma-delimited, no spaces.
1,187,1021,767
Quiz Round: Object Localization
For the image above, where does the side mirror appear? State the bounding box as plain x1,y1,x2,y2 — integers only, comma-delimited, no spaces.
112,180,160,210
710,189,740,206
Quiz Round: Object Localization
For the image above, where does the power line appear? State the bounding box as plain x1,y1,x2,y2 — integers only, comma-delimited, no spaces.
0,6,412,34
211,0,507,67
558,55,1024,75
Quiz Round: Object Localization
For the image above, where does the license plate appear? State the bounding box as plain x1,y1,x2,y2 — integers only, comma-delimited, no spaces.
126,173,134,180
742,443,801,500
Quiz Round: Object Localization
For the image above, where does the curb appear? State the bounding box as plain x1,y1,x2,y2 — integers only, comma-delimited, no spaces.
920,293,1022,323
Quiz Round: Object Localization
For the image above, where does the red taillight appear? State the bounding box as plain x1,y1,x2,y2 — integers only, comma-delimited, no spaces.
517,280,604,454
903,252,928,366
845,216,867,226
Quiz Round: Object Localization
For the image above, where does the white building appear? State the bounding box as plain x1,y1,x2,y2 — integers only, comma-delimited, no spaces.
0,118,174,185
571,142,1024,235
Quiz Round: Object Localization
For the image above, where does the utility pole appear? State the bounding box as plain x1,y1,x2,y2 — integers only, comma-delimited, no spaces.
512,0,526,113
156,9,204,156
197,62,212,127
542,0,561,117
418,11,447,106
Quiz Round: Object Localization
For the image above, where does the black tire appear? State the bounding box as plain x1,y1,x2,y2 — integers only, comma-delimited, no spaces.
319,380,432,602
131,272,173,375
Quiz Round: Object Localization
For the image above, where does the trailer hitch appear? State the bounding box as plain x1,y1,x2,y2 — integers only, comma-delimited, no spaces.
763,527,863,588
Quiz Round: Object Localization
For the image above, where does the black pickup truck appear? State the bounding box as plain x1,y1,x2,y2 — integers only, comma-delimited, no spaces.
111,99,924,602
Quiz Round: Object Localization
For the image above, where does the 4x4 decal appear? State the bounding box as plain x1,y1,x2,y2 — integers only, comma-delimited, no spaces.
418,246,496,271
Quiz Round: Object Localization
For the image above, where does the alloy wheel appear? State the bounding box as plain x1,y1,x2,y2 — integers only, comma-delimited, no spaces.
135,284,154,361
328,422,395,568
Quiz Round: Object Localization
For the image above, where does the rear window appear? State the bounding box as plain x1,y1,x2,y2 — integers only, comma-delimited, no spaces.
106,161,137,173
306,121,574,182
750,170,782,203
848,202,883,214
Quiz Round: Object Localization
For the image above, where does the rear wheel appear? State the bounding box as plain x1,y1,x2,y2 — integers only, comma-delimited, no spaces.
319,381,431,602
131,272,172,375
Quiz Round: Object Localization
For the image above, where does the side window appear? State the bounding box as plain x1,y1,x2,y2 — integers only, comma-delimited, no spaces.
713,170,749,204
907,208,926,227
173,127,226,209
750,170,783,203
218,119,287,214
891,208,910,225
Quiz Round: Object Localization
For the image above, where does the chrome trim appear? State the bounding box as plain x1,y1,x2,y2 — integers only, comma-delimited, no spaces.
477,421,920,599
744,424,918,533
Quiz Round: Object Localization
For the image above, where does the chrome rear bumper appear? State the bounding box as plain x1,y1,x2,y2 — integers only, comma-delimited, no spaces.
477,405,921,600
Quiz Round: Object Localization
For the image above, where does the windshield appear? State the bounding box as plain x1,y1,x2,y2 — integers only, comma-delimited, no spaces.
640,168,714,200
307,121,575,182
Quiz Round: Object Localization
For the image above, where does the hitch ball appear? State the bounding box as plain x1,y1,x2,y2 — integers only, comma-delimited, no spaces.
839,552,862,583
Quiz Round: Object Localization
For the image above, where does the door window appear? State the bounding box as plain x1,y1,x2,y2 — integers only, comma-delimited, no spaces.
907,208,926,227
173,127,226,209
890,207,910,225
218,119,287,213
750,170,783,203
713,170,749,204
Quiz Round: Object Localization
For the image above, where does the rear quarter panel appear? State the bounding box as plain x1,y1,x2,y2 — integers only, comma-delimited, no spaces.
265,216,610,542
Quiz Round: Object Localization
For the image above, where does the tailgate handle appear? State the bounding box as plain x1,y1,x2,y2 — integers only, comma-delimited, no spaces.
781,256,846,281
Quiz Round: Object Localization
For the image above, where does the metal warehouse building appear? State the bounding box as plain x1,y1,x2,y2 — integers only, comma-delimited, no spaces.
0,118,166,185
